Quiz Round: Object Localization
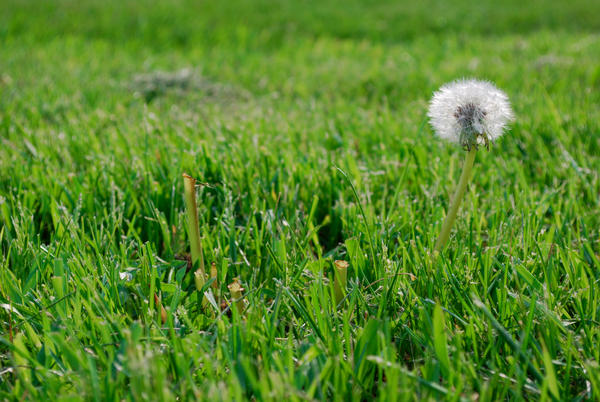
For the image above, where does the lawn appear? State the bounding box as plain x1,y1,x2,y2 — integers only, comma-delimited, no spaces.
1,0,600,400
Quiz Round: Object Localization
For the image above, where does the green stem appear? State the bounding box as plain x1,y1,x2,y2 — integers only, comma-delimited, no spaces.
183,174,208,304
434,148,477,253
333,260,349,305
228,278,246,315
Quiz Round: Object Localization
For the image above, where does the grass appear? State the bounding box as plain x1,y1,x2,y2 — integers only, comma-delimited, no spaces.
1,0,599,400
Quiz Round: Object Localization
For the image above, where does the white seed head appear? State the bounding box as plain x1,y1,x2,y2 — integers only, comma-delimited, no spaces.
428,79,514,149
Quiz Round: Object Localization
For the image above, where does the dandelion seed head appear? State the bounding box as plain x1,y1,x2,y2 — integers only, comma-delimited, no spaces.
428,79,514,149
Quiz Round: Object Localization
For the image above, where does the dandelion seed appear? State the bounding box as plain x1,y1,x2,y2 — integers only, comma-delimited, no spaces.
428,79,514,252
428,79,513,150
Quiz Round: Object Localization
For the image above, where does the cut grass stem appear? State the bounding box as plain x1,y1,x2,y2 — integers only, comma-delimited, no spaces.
228,278,246,315
183,173,208,306
333,260,349,305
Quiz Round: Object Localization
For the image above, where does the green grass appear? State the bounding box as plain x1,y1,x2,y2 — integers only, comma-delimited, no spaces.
1,0,600,400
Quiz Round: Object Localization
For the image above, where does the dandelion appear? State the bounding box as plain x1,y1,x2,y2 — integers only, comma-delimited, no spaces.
428,79,513,252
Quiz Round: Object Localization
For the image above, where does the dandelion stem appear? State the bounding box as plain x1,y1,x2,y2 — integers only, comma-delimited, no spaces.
333,260,349,305
183,173,208,306
434,148,477,253
228,278,246,315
